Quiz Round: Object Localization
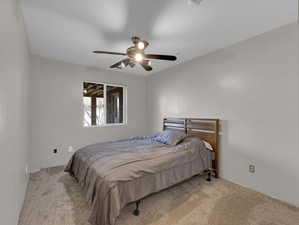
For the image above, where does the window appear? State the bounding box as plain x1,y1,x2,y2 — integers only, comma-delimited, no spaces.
83,82,126,127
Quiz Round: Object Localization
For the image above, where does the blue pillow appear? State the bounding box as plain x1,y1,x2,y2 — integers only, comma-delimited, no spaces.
153,130,186,145
151,131,162,138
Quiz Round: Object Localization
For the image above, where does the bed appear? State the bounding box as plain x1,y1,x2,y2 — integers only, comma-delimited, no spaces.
65,118,219,225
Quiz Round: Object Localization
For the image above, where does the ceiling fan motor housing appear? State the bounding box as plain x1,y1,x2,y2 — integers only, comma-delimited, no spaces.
127,46,142,58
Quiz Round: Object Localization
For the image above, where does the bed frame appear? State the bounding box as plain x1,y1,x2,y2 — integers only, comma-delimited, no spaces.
163,117,220,178
133,117,220,216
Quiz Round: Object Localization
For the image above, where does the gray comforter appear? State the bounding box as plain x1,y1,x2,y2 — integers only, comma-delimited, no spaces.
65,136,210,225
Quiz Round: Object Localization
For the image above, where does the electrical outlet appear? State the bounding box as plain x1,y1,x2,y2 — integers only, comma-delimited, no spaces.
249,164,255,173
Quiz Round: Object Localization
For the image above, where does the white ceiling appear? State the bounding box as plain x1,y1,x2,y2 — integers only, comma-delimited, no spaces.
19,0,297,75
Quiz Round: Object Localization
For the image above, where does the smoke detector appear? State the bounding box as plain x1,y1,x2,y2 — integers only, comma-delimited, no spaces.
188,0,204,5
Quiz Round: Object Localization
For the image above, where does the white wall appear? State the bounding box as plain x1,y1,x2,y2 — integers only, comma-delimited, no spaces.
0,0,31,224
147,23,299,206
29,56,148,171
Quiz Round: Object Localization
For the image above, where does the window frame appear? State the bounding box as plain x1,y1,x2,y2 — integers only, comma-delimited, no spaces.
82,81,127,128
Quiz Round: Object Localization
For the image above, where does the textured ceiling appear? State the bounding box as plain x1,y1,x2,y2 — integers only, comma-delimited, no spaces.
19,0,297,75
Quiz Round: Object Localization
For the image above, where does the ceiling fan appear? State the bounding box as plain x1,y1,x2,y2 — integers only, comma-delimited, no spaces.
93,37,177,71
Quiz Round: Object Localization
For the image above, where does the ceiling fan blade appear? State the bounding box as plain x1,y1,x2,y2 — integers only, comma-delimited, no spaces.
144,54,177,61
110,58,130,69
140,63,152,71
143,41,149,49
93,51,126,56
110,61,122,69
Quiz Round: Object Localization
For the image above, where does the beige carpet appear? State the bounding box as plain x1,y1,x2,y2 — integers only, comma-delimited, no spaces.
19,167,299,225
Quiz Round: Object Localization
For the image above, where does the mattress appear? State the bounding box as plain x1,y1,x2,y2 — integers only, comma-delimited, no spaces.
65,136,211,225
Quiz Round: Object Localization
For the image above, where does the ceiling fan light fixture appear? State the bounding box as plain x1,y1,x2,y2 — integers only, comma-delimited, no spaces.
137,41,145,50
93,36,177,71
134,53,143,62
144,60,151,66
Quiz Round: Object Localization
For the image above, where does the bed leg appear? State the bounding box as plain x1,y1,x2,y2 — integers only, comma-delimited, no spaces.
133,200,141,216
213,170,219,179
206,171,212,182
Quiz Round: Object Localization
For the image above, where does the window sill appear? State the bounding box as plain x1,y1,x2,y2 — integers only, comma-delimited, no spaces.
83,123,127,128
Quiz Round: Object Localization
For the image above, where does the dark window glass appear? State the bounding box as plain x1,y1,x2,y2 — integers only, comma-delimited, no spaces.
106,86,123,124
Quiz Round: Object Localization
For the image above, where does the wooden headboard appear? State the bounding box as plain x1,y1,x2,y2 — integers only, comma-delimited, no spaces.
163,118,219,177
